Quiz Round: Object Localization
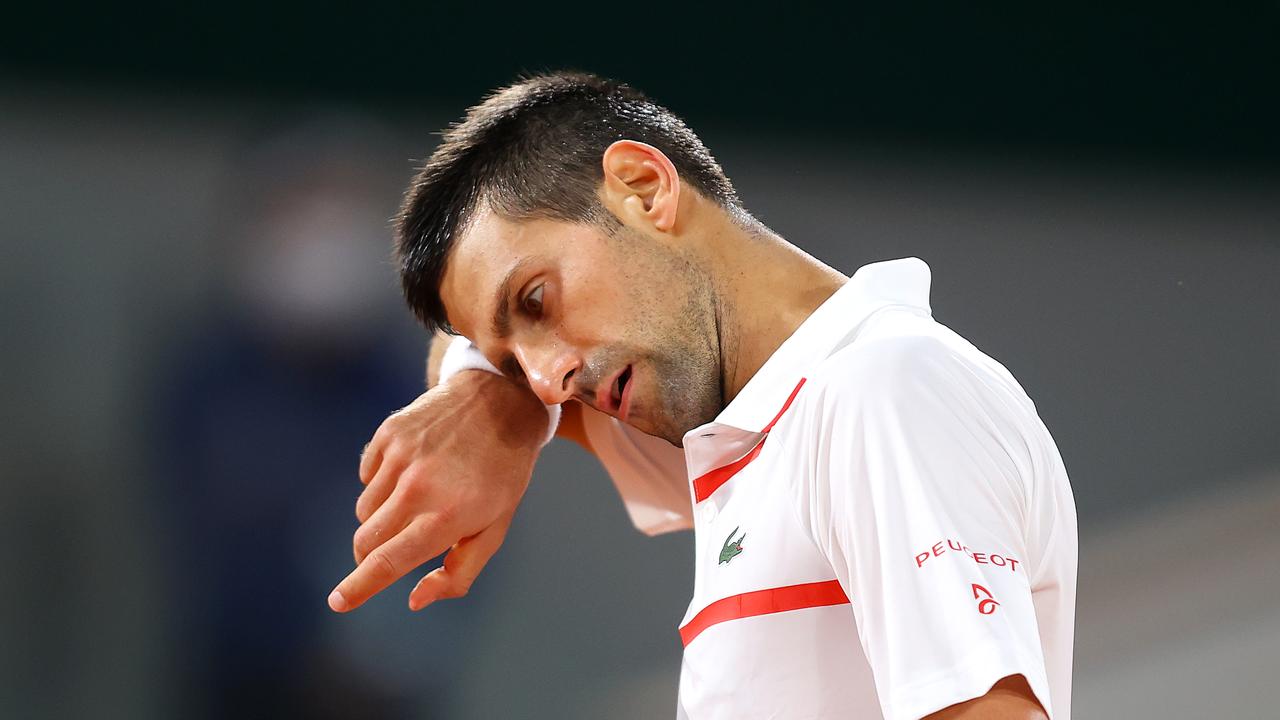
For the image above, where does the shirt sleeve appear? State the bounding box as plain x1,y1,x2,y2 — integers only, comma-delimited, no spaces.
580,407,693,536
793,334,1055,720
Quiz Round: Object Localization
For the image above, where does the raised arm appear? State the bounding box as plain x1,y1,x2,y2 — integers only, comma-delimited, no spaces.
425,330,592,451
329,332,594,614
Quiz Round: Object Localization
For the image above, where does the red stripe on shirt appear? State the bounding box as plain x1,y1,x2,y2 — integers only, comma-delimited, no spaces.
691,378,806,503
679,579,850,646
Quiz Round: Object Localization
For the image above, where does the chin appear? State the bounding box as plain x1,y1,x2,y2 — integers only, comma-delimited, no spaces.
621,412,684,447
639,409,709,448
625,381,720,447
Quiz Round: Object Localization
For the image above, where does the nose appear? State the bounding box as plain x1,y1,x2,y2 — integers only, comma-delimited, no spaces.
513,341,580,406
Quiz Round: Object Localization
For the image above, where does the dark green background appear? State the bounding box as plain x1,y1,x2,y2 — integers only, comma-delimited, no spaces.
4,2,1278,162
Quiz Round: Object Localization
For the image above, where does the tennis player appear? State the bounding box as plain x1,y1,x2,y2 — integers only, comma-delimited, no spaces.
331,72,1077,720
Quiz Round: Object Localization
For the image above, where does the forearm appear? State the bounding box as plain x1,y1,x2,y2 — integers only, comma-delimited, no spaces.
423,332,593,452
425,329,453,390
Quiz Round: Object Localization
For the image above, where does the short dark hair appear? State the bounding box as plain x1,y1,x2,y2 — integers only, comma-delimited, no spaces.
394,71,741,334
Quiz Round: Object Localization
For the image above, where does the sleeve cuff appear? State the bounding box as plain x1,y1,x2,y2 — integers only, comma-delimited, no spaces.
881,644,1054,720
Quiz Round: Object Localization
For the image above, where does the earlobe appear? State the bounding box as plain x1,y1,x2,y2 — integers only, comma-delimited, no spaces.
601,140,681,232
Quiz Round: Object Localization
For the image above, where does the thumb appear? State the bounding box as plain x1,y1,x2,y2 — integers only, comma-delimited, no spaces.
408,514,512,611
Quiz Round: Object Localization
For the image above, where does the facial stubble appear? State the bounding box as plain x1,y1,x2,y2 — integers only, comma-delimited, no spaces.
604,232,724,447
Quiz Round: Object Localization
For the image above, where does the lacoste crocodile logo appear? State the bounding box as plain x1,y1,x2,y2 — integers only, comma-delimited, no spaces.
719,526,746,564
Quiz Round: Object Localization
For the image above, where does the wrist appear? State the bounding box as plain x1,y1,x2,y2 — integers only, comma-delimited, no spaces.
439,336,562,446
460,370,552,447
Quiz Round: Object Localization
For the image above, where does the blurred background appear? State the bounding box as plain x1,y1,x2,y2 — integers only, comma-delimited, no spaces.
1,4,1277,718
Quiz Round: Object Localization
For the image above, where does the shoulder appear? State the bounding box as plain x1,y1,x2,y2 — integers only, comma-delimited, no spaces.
791,313,1034,438
804,316,965,412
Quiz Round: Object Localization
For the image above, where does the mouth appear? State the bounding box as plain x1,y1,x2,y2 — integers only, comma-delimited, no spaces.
600,364,634,421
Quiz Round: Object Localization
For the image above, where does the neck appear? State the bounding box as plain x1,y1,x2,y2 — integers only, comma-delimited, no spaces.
706,219,848,406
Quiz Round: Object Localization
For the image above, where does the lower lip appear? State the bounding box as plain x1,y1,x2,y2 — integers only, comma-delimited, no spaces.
618,366,634,422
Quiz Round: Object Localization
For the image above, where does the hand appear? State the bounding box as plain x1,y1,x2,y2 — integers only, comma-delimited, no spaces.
329,370,547,613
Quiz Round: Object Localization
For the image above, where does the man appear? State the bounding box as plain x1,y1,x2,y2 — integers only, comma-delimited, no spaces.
329,72,1077,719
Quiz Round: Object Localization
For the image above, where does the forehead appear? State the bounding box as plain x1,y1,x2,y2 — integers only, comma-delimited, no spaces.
437,205,595,338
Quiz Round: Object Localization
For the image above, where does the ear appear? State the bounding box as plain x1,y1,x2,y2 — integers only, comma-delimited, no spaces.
600,140,681,232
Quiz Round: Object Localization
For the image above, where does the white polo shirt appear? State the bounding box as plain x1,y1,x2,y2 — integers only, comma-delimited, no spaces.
581,257,1077,720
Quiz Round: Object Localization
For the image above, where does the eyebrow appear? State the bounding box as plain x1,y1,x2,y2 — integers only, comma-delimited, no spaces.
489,259,533,340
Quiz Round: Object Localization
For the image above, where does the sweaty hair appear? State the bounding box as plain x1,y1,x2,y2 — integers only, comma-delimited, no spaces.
394,71,742,334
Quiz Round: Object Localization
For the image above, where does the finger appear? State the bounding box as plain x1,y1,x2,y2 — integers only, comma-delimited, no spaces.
358,433,387,486
329,517,453,613
408,514,512,611
353,482,414,565
355,453,404,524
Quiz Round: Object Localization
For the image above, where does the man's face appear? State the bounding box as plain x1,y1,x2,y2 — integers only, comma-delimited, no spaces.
439,205,722,445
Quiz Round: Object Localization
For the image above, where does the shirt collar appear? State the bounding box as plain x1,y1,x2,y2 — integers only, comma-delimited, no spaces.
690,257,932,438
